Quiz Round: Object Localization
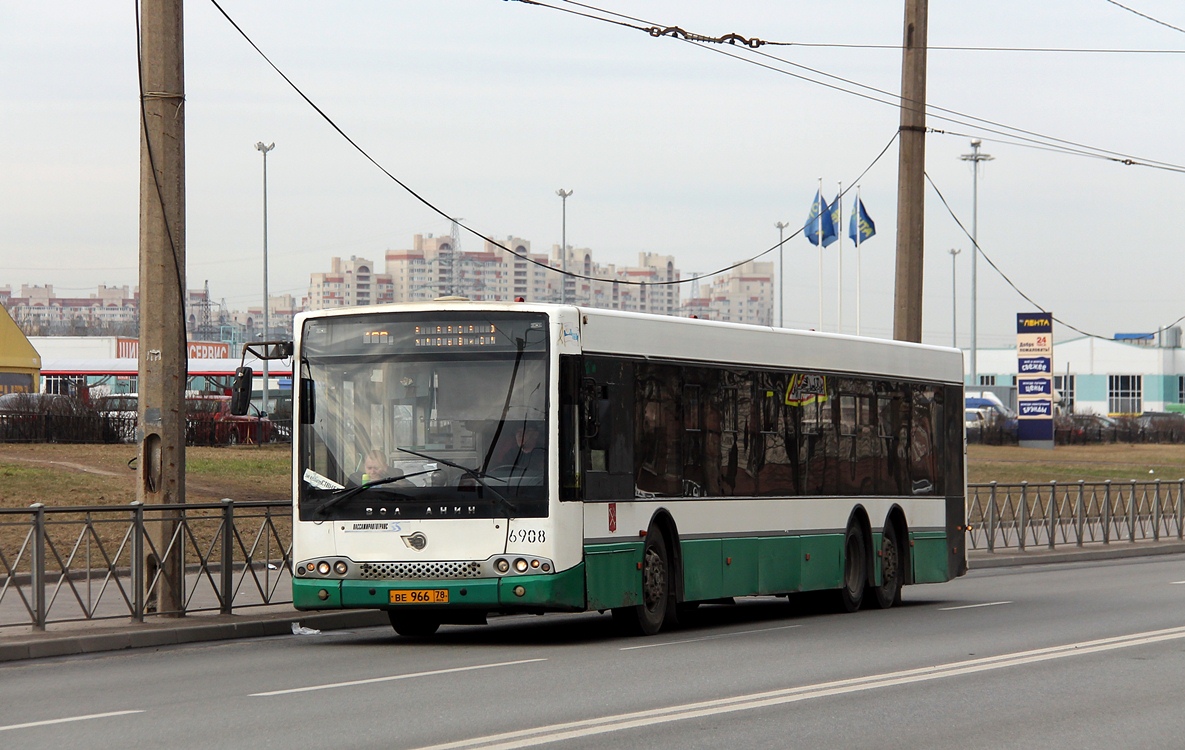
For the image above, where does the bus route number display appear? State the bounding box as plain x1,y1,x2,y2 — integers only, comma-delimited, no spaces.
411,323,500,348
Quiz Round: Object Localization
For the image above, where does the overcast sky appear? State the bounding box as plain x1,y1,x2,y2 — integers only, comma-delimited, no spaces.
3,0,1184,349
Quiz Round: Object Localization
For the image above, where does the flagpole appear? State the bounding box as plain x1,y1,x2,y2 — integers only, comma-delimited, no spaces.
836,182,843,335
817,177,824,331
855,185,862,336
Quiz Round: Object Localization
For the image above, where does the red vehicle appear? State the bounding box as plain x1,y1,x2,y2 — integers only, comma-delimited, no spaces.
185,395,272,445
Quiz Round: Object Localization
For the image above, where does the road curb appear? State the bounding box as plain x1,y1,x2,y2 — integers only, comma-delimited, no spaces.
5,544,1185,663
969,541,1185,569
0,610,388,664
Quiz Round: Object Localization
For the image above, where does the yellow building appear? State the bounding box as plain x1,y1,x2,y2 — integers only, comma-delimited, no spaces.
0,303,40,394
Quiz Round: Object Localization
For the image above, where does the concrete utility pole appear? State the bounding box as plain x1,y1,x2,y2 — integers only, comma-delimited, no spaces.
892,0,929,343
137,0,186,615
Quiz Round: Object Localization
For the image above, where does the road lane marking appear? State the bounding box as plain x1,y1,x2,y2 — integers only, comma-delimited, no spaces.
408,625,1185,750
939,601,1012,611
620,624,802,651
250,658,546,697
0,710,144,733
1169,581,1185,585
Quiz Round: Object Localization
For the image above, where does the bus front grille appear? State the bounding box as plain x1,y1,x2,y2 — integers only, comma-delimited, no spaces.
358,561,483,580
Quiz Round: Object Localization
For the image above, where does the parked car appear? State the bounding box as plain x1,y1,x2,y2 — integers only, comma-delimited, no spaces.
965,408,989,442
95,393,138,443
966,396,1018,440
1068,413,1117,443
1136,412,1185,443
185,395,272,445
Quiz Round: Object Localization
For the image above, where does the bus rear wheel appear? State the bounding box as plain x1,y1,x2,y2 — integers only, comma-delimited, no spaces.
836,524,867,613
388,611,440,637
613,528,670,635
870,523,903,609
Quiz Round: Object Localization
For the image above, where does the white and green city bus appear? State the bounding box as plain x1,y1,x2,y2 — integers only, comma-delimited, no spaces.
282,301,966,636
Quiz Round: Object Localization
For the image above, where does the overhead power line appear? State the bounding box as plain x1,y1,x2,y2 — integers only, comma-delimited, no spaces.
208,0,899,289
511,0,1185,175
924,171,1185,341
1104,0,1185,35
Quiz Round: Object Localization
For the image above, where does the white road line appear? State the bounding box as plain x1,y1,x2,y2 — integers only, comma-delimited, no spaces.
408,625,1185,750
1169,581,1185,585
250,658,546,697
620,624,802,651
0,710,144,733
939,601,1012,611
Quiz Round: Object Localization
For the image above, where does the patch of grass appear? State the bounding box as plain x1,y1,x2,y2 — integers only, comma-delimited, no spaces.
967,444,1185,485
186,445,290,479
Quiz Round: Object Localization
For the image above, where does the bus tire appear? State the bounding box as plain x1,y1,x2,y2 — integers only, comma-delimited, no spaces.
836,523,867,613
613,528,670,636
388,611,440,637
870,523,903,609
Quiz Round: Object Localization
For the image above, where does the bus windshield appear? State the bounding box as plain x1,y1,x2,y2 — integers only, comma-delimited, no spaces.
297,311,550,521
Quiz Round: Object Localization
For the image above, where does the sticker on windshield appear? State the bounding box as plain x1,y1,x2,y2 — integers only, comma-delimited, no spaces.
303,469,344,490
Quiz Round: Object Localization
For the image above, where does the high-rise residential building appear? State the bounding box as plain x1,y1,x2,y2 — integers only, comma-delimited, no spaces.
307,256,393,310
679,261,774,326
0,284,140,335
308,236,773,321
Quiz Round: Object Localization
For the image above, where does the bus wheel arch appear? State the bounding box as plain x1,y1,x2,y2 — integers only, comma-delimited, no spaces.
612,512,679,635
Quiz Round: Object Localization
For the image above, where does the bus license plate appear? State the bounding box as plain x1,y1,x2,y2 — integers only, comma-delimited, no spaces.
389,589,449,604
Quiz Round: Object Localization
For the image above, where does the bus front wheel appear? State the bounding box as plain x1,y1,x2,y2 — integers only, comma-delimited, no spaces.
388,611,440,637
613,528,670,636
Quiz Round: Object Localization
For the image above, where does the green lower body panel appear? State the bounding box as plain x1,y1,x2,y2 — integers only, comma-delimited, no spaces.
910,532,950,583
585,542,643,610
798,534,844,592
294,564,586,613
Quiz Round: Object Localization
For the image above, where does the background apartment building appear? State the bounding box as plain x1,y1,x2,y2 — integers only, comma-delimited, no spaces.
307,256,394,310
325,235,685,316
678,261,774,326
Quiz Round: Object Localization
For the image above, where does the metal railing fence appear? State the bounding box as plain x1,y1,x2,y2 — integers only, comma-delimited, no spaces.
4,483,1182,629
967,480,1185,552
0,499,291,630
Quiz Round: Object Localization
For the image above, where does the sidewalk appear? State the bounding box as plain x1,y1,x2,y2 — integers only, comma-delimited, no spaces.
3,541,1184,663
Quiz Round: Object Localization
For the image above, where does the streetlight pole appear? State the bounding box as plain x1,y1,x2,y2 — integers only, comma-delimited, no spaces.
960,139,992,386
775,221,789,327
556,189,572,304
255,141,274,417
949,248,961,348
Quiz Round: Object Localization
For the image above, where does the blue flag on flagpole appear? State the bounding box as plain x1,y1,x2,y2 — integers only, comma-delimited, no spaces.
804,190,837,247
849,199,876,245
826,195,841,248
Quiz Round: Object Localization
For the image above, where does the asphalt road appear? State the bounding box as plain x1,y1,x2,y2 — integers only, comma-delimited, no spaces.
3,555,1185,750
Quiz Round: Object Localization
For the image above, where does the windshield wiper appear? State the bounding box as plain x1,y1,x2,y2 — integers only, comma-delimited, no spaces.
310,467,439,517
396,447,519,517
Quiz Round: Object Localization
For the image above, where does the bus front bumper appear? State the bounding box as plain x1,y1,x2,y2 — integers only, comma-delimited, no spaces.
293,563,586,612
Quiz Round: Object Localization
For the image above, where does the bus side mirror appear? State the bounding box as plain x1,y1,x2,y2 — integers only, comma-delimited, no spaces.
230,367,253,416
300,379,316,424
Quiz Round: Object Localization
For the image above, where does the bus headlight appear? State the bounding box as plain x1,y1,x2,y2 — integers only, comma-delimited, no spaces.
513,558,529,573
317,561,331,575
494,558,510,574
333,561,349,575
